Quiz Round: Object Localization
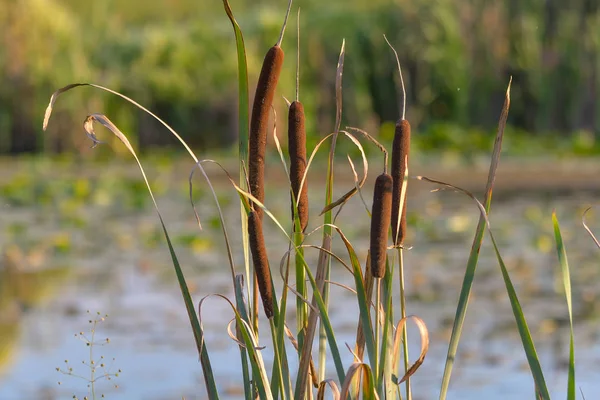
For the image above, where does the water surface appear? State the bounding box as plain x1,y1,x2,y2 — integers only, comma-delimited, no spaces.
0,159,598,399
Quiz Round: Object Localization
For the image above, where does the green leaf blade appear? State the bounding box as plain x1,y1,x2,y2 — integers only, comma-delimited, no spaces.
552,212,576,400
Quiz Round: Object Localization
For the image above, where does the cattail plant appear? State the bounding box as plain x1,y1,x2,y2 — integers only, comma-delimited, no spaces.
385,34,411,247
248,1,292,220
247,210,274,319
288,9,310,352
43,14,550,395
368,170,392,384
369,173,393,278
288,9,309,233
391,119,410,245
385,34,413,400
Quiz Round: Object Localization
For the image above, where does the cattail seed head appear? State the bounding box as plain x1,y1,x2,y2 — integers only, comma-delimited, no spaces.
247,210,274,319
391,119,411,246
249,46,285,220
288,100,309,232
370,173,393,278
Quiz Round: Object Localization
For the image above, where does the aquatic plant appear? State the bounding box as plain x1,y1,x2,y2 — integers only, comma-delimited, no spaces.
41,2,590,399
57,311,121,400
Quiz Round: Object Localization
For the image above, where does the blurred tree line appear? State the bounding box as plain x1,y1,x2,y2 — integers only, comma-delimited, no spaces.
0,0,598,155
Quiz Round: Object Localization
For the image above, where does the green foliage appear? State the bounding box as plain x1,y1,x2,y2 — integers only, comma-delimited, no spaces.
2,0,599,154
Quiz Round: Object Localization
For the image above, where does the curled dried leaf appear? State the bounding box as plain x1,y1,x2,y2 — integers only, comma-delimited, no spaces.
582,207,600,249
346,126,388,173
317,378,341,400
44,83,87,131
320,130,368,215
44,83,199,162
392,315,429,384
226,319,266,350
339,362,376,400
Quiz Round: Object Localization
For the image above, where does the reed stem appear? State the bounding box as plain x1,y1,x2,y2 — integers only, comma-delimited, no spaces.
374,278,381,384
398,247,411,400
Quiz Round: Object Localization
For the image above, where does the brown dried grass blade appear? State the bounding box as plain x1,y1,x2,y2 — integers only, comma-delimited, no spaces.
279,244,353,278
339,363,376,400
295,7,301,102
198,294,272,399
333,39,346,136
484,76,512,200
346,126,388,173
345,155,371,215
271,106,290,177
227,318,266,350
284,325,318,388
383,35,406,120
391,316,429,384
276,0,294,47
44,83,199,161
317,379,341,400
43,84,83,131
582,207,600,249
320,130,368,215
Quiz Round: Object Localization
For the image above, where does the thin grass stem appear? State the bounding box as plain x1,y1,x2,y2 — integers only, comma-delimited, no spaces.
374,279,381,387
269,318,287,400
398,247,411,400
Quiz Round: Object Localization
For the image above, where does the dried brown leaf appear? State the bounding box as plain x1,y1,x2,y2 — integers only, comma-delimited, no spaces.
582,207,600,250
391,315,429,384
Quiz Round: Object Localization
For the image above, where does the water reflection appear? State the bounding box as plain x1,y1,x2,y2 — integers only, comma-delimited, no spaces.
0,243,72,377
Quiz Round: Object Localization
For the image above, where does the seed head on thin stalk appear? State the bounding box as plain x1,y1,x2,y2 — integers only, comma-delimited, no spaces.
56,311,121,400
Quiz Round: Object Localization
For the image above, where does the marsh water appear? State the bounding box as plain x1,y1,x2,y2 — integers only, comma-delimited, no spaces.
0,158,598,399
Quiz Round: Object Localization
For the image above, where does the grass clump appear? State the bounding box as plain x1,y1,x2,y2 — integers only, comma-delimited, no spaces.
41,3,593,400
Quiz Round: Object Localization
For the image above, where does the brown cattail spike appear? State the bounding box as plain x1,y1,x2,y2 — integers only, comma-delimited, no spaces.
370,173,393,278
391,119,411,246
249,45,285,220
288,101,309,232
248,211,274,319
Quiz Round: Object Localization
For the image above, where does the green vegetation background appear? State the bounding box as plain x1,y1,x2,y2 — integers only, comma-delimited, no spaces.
1,0,598,157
